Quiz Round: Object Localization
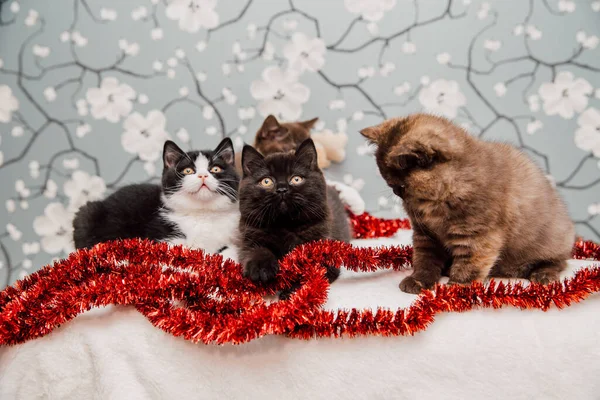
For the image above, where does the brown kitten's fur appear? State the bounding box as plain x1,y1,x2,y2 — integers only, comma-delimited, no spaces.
360,113,575,294
254,114,318,155
234,115,318,173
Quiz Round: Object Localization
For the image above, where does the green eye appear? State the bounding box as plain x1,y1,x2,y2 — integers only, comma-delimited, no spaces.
289,176,304,185
260,177,274,188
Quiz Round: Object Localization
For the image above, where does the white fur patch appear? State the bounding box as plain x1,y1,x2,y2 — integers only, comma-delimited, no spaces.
163,209,239,254
194,153,209,173
161,152,239,255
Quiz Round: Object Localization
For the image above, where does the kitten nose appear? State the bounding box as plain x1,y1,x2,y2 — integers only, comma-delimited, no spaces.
276,187,288,194
198,174,208,179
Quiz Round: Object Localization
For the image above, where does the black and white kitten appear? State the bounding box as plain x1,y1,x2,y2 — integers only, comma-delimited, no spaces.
73,138,240,257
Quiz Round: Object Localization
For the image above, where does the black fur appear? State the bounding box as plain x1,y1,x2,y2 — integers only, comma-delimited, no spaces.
238,139,352,293
73,138,239,249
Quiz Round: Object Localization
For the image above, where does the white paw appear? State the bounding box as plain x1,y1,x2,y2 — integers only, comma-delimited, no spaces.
219,246,239,264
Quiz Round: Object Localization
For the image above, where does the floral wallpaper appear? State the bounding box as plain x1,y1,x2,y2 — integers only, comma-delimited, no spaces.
0,0,599,287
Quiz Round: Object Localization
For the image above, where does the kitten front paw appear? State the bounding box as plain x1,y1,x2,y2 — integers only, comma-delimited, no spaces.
244,255,279,283
325,265,340,283
446,280,469,287
399,276,427,294
529,270,559,285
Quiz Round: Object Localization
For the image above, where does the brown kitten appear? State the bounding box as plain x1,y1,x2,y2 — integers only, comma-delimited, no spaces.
235,115,320,174
254,114,318,155
360,113,575,294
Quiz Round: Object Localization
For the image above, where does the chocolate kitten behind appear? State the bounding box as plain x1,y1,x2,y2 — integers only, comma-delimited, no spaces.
238,139,351,291
254,114,318,156
235,115,320,174
360,113,575,294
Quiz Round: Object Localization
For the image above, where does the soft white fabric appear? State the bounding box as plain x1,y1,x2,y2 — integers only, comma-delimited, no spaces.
326,179,366,215
1,231,599,400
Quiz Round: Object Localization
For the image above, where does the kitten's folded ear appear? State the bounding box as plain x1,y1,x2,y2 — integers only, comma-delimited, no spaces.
242,145,266,176
214,137,235,166
389,147,434,170
258,115,288,139
300,117,318,130
163,140,186,169
295,138,319,170
359,125,383,143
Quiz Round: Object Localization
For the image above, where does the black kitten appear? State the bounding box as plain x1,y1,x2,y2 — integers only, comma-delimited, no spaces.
238,139,352,294
73,138,240,254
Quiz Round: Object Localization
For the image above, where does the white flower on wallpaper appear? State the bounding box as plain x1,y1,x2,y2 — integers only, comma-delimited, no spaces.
166,0,219,33
100,8,118,21
356,141,375,156
32,44,50,58
0,85,19,123
283,33,326,73
64,171,107,211
24,9,39,27
525,25,542,40
483,39,502,51
418,79,466,119
558,0,576,13
122,110,170,161
538,71,592,119
576,31,599,50
118,39,140,56
344,0,396,22
238,107,256,120
33,203,74,255
250,66,310,120
86,77,136,123
70,31,89,47
6,223,22,241
574,108,600,158
494,82,507,97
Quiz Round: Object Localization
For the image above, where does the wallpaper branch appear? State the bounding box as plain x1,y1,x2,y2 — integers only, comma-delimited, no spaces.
0,0,599,287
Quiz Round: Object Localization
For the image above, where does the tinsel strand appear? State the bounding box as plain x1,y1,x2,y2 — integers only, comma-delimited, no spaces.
0,212,598,346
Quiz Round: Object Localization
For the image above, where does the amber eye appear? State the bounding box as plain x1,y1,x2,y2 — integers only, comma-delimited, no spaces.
289,175,304,185
182,167,195,175
259,177,274,188
210,166,223,173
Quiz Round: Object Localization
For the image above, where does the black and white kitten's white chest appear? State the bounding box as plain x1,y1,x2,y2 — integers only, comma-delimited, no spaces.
161,207,240,254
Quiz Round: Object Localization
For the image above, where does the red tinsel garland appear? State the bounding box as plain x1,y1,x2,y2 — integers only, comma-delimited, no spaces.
349,212,410,238
0,212,598,346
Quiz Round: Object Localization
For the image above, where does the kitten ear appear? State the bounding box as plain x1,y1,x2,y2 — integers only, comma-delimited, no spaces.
295,138,319,170
163,140,186,169
359,124,384,143
242,145,266,176
389,147,434,170
214,137,235,166
258,115,288,139
299,117,318,130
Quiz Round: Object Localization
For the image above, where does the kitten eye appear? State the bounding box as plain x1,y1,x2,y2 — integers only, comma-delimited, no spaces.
289,175,304,185
259,177,274,188
182,167,195,175
210,166,223,173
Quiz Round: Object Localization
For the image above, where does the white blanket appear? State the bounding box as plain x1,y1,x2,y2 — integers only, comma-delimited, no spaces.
1,231,599,400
